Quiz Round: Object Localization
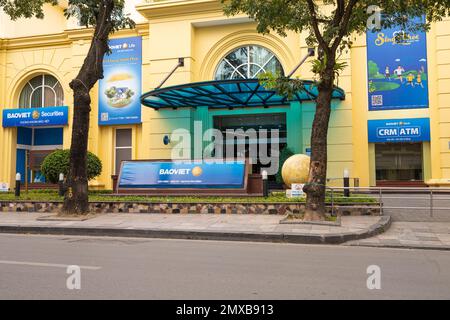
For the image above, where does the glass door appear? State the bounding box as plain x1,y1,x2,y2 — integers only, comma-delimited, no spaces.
375,143,423,182
213,113,287,184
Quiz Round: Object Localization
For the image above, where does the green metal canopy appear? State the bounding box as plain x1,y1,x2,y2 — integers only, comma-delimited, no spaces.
141,79,345,110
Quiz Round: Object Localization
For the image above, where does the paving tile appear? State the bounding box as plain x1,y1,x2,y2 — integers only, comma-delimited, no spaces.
411,227,431,231
377,236,400,240
416,236,440,241
413,232,436,237
399,240,429,246
398,235,419,241
429,228,450,234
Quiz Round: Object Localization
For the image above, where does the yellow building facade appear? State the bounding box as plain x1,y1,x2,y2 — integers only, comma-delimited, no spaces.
0,0,449,191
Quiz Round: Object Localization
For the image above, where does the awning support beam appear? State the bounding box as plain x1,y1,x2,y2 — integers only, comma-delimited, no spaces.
155,58,185,90
287,48,315,78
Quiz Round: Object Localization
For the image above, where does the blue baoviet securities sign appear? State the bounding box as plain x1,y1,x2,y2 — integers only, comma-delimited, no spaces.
367,118,430,143
366,17,429,111
118,161,246,189
99,36,142,125
2,106,68,127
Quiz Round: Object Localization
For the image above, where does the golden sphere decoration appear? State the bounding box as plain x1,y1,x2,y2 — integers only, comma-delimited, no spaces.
281,154,310,188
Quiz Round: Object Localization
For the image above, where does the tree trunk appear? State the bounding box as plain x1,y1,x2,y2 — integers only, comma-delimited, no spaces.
303,68,335,221
62,82,91,214
62,0,114,215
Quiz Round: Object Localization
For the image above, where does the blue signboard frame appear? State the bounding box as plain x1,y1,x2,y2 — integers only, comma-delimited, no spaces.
118,160,246,189
368,118,430,143
2,106,69,128
366,17,429,111
99,36,142,125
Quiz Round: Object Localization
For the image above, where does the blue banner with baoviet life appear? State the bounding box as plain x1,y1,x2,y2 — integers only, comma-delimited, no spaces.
367,16,429,111
99,36,142,125
2,106,68,127
368,118,430,143
118,161,246,189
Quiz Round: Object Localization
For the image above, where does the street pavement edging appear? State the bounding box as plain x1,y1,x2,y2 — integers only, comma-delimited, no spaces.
0,215,391,245
346,242,450,251
345,220,450,251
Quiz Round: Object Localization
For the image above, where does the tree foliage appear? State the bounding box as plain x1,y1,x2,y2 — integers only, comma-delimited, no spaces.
223,1,450,57
0,0,56,20
223,0,450,87
64,0,134,33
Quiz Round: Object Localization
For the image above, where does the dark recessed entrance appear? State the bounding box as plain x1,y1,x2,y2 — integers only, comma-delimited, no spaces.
16,127,64,185
213,113,286,186
375,142,424,186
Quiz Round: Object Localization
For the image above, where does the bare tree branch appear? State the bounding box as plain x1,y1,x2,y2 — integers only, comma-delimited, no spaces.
331,0,359,51
305,0,330,54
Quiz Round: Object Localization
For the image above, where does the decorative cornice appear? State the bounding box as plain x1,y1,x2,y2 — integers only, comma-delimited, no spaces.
66,23,149,41
0,23,149,50
0,33,71,50
136,0,223,20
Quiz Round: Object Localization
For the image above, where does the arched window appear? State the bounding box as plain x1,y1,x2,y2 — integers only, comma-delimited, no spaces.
215,45,284,80
18,74,64,108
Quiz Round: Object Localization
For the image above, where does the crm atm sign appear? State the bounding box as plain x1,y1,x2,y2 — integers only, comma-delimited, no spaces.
377,126,421,139
368,118,430,143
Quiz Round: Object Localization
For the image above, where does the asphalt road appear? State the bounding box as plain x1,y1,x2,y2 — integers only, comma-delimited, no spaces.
0,233,450,299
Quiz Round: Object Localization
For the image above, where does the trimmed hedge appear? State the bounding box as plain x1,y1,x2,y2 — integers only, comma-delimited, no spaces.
0,189,378,204
40,149,102,184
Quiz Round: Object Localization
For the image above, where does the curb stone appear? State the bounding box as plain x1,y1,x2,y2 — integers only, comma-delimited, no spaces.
345,242,450,251
0,215,392,245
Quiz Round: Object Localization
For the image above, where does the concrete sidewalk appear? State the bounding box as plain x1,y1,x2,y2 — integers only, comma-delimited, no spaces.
0,212,389,245
346,221,450,250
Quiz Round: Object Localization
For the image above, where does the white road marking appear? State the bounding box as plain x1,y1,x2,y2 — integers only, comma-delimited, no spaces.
0,260,101,270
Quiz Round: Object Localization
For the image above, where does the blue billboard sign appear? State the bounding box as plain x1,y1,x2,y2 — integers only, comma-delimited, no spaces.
2,106,68,127
368,118,430,143
118,161,246,189
367,17,429,111
99,36,142,125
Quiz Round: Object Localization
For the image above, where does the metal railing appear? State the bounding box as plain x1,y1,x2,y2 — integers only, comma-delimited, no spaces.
326,186,450,217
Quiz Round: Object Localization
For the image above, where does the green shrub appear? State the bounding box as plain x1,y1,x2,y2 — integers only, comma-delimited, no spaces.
41,149,102,184
276,146,295,184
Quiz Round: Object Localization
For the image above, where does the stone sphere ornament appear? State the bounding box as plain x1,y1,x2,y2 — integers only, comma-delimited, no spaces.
281,154,310,188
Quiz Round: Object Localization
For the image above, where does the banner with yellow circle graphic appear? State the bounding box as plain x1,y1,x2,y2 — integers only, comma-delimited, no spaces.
118,161,246,189
99,36,142,125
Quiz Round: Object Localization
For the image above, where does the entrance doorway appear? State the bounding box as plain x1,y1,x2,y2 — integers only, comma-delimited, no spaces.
16,127,63,184
375,143,424,186
213,113,287,186
14,73,65,185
